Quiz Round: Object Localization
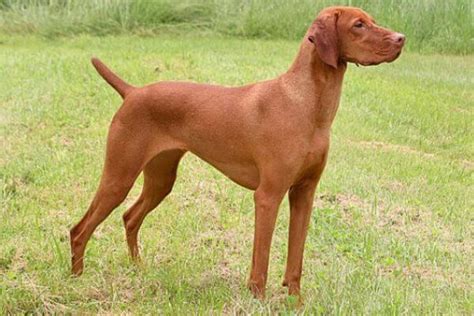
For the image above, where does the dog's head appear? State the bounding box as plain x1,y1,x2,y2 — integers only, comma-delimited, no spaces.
308,6,405,68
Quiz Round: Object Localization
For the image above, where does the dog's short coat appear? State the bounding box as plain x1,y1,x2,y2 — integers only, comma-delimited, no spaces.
70,6,405,299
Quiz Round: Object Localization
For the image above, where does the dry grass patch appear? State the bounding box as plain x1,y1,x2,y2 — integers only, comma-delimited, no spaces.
349,140,436,159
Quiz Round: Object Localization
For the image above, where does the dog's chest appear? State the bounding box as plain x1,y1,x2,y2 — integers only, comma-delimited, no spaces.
296,135,330,179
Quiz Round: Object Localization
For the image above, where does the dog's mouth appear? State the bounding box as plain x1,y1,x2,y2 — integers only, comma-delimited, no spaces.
356,61,381,67
387,50,402,63
354,48,402,67
355,59,384,67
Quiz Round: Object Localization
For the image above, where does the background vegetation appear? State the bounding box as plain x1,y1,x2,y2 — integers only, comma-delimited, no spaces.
0,0,472,54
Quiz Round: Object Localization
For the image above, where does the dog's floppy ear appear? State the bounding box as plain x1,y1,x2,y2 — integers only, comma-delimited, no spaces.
308,11,340,69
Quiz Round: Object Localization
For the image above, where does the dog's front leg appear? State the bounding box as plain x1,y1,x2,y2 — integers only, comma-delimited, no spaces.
247,183,287,299
282,179,318,299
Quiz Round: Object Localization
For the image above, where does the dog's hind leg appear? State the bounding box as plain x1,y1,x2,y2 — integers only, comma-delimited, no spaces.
123,149,185,260
70,120,155,275
70,169,139,275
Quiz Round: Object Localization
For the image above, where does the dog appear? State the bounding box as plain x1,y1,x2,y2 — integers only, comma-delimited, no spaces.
70,6,405,299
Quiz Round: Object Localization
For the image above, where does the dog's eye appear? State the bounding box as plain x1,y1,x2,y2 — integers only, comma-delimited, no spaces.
354,22,364,28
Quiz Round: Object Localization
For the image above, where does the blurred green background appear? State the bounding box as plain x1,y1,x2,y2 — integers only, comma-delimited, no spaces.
1,0,472,54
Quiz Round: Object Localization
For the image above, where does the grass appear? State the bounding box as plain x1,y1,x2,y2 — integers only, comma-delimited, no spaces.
0,34,473,314
0,0,472,54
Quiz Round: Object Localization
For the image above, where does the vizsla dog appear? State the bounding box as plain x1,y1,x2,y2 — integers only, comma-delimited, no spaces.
70,6,405,299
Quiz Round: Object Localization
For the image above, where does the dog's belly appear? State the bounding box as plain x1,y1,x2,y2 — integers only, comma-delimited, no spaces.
191,151,259,190
213,161,260,190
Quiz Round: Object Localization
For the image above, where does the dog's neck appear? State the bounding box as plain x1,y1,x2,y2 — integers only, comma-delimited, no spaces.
283,38,347,129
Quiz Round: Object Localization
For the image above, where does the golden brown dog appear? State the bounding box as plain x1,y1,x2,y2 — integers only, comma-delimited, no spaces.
70,6,405,299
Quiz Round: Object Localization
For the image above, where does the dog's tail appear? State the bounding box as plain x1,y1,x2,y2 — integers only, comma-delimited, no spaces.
91,57,134,99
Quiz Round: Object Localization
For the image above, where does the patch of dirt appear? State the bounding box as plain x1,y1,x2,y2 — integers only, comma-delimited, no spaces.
460,159,474,170
315,192,443,241
316,193,369,211
382,180,406,193
378,264,445,282
348,139,474,170
11,246,27,273
315,193,375,224
378,263,473,290
196,225,245,291
376,206,437,239
85,286,110,301
60,136,73,147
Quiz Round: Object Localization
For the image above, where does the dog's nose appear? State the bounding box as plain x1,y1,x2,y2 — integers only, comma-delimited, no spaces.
392,33,405,45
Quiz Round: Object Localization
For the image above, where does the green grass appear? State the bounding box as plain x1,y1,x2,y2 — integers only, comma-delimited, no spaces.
1,0,472,54
1,34,473,314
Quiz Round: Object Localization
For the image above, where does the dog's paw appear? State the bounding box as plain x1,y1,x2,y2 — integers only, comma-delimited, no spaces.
247,280,266,300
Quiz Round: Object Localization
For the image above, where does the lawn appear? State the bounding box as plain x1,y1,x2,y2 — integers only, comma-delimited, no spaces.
1,35,473,314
